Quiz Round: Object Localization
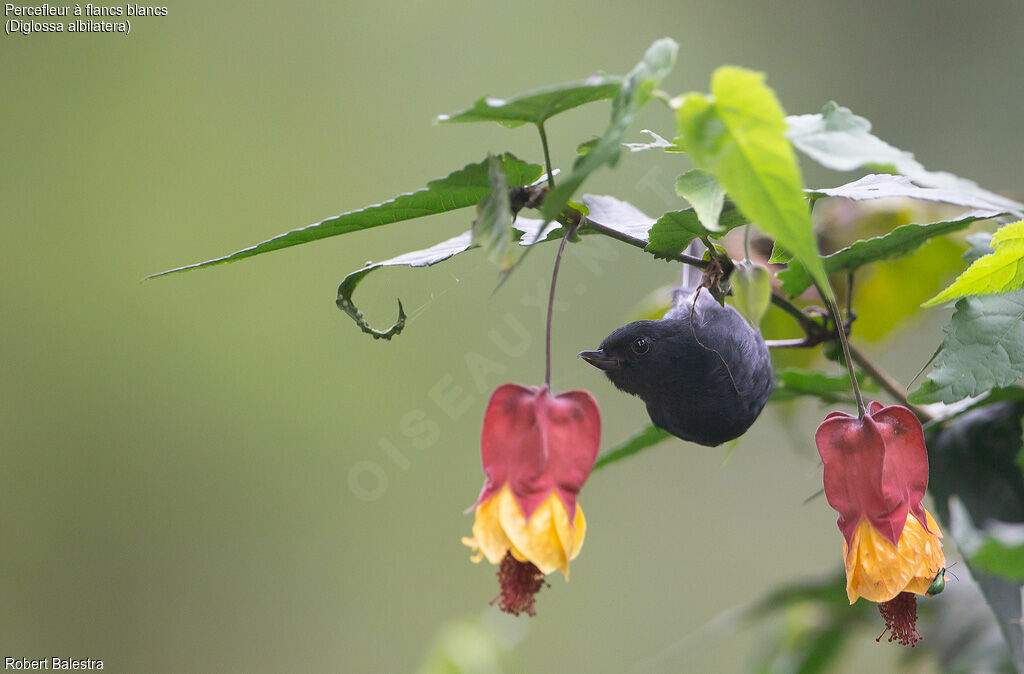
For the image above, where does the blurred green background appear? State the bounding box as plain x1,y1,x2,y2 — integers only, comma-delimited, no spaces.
3,1,1023,672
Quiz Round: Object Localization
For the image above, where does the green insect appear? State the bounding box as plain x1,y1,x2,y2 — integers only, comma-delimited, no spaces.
926,563,959,597
926,568,946,596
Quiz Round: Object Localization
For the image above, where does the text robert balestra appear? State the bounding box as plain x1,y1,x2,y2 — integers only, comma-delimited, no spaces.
5,658,103,670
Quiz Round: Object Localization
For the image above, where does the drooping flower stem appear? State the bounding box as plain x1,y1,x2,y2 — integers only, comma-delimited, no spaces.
826,293,866,418
546,221,576,386
537,123,556,192
848,343,932,422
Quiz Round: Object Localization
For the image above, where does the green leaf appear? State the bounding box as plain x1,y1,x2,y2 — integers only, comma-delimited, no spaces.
436,74,621,128
729,260,771,326
770,367,877,404
788,101,1023,215
336,232,472,340
924,220,1024,307
777,209,1001,297
909,290,1024,404
675,169,725,232
335,217,556,339
963,231,994,264
767,244,792,264
472,156,515,273
541,38,678,223
592,425,671,471
675,67,832,299
148,154,543,278
974,531,1024,581
809,172,1021,213
576,137,599,156
645,206,747,258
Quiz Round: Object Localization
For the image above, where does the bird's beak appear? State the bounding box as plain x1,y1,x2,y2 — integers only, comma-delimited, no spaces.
578,349,620,371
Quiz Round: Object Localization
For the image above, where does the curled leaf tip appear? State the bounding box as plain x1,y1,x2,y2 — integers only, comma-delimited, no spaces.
336,289,406,341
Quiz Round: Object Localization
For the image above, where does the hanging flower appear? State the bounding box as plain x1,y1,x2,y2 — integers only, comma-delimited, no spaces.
815,401,945,646
462,383,600,616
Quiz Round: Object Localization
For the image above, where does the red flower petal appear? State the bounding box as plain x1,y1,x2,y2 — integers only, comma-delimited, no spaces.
871,405,930,536
477,384,600,521
815,403,931,548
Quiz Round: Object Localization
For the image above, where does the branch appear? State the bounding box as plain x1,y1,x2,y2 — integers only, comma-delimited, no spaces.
572,209,828,342
579,217,708,269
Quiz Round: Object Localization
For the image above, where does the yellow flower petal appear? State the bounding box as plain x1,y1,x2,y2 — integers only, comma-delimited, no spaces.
497,488,568,576
552,503,586,580
463,489,513,565
845,509,945,604
462,485,588,578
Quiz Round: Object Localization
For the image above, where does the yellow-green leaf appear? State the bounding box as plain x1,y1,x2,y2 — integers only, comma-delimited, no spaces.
924,220,1024,307
676,67,832,299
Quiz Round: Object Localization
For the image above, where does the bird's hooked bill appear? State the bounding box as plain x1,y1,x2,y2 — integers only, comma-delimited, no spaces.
578,349,619,371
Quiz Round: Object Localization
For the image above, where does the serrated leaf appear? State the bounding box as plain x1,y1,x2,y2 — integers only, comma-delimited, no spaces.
645,207,747,258
808,172,1019,213
675,67,832,299
767,244,792,264
436,74,622,128
472,155,515,273
336,232,473,340
777,210,1001,297
578,193,664,242
788,101,1023,215
335,217,558,339
924,220,1024,307
592,425,671,471
964,231,994,264
149,154,543,278
541,39,678,223
675,168,725,232
770,367,877,404
729,260,771,326
622,129,678,152
909,291,1024,404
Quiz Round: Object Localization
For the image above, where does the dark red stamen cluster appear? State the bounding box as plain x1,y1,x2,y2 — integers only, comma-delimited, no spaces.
876,592,922,647
491,552,548,617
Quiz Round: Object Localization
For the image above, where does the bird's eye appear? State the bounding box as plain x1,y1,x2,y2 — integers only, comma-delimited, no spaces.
631,336,650,355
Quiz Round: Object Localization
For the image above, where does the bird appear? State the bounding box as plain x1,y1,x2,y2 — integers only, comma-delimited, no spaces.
578,243,773,447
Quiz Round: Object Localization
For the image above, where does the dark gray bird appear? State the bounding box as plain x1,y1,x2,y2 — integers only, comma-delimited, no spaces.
578,247,773,447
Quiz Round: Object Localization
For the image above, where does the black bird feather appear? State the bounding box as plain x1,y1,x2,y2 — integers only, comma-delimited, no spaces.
579,246,773,447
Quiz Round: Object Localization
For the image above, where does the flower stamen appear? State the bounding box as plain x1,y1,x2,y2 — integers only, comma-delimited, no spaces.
876,592,921,647
491,552,549,617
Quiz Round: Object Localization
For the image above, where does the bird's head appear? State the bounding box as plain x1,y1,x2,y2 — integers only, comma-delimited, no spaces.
578,319,691,399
